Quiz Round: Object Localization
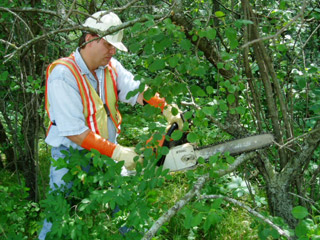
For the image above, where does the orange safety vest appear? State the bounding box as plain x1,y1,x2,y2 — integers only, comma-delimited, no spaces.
45,54,122,139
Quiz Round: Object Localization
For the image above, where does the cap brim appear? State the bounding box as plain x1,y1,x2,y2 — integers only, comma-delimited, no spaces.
103,36,128,52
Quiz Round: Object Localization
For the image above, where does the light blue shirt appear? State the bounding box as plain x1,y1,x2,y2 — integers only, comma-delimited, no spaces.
45,48,140,149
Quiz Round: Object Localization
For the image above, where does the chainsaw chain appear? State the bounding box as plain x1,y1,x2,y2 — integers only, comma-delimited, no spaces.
194,132,273,151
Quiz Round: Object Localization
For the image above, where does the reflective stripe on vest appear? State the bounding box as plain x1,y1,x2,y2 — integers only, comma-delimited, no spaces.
45,54,121,139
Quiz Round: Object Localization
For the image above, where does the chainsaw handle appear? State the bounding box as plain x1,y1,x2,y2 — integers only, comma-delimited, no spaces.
166,122,179,136
156,122,179,166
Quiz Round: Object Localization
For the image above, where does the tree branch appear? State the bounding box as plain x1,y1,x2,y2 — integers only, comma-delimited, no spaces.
282,121,320,181
0,7,34,38
142,152,257,240
199,194,292,239
2,13,165,63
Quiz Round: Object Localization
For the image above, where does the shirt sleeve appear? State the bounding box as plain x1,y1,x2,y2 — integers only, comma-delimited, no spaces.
112,58,141,106
47,65,89,137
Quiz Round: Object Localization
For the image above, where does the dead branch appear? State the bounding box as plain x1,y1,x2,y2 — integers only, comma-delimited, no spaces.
199,194,292,239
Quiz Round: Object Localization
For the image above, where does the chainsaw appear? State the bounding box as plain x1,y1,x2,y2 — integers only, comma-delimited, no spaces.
155,123,274,172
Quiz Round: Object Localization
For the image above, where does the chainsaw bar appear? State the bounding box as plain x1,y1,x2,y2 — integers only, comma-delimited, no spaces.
194,133,274,160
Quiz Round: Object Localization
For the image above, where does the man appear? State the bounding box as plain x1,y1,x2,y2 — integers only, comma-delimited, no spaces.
39,11,183,239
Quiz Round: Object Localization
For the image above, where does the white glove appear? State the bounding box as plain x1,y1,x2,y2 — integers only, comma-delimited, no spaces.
111,145,143,170
163,104,184,130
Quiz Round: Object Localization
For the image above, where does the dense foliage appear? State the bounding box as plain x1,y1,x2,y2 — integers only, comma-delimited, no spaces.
0,0,319,239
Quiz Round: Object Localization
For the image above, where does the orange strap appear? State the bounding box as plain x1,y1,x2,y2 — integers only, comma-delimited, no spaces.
81,131,116,157
144,93,167,112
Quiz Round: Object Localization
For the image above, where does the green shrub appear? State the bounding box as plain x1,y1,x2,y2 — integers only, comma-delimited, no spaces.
0,173,40,239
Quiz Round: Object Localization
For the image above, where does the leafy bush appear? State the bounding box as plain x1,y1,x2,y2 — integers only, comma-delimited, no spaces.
40,147,172,239
0,173,40,239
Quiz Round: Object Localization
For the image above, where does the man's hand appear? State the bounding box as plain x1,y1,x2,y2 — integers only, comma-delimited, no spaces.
112,145,143,170
163,104,184,130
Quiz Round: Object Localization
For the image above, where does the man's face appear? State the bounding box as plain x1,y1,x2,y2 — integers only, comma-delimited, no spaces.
86,34,116,66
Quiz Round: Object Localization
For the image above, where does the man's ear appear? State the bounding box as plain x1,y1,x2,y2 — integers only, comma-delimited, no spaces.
85,33,93,42
85,34,100,44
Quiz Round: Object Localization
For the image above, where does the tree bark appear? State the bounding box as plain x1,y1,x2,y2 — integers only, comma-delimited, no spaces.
265,179,298,228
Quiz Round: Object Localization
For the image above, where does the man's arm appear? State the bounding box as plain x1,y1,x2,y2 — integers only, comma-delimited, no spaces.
67,129,142,170
67,129,90,146
136,92,145,105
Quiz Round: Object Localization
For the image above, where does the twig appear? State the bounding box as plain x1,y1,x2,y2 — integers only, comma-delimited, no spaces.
0,7,34,38
142,152,257,240
302,23,320,49
0,39,18,50
240,0,307,49
288,192,316,205
199,194,292,239
272,139,296,153
279,128,320,149
59,0,77,28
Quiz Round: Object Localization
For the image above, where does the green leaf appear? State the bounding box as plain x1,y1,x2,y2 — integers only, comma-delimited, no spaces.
160,146,169,155
236,106,246,115
202,106,215,116
149,59,165,72
131,22,142,33
206,86,214,94
168,55,179,68
215,11,225,18
155,38,172,53
234,19,254,28
180,39,192,50
217,62,224,69
226,27,238,49
310,103,320,114
206,28,217,40
227,94,235,104
171,106,179,116
183,208,193,229
143,88,154,101
0,71,9,83
295,220,308,237
308,66,318,74
192,213,203,227
292,206,309,219
197,88,207,97
187,132,198,143
277,44,287,52
171,130,183,141
184,111,193,120
203,210,221,231
297,77,307,89
212,198,223,209
219,102,228,111
129,42,140,53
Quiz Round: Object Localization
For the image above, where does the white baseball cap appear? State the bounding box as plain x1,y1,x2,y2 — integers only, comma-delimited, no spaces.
83,11,127,52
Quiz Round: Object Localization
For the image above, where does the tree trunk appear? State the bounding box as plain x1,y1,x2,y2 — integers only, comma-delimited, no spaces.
266,178,298,228
0,121,15,171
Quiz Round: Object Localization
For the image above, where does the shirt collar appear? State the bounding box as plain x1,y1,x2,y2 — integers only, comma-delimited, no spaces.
74,48,108,75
